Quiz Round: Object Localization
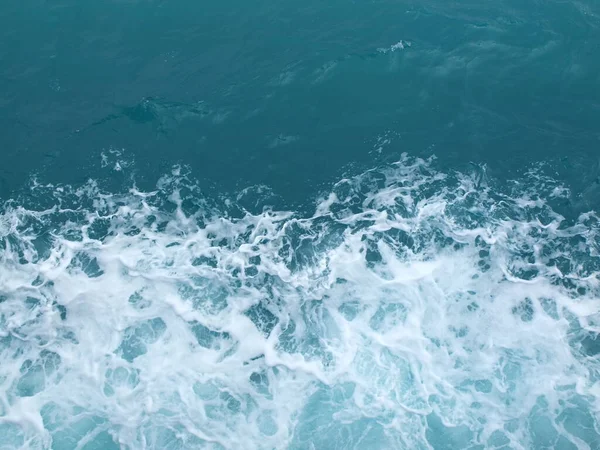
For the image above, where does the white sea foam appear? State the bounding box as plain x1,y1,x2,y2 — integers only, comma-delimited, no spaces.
0,154,599,449
377,41,411,54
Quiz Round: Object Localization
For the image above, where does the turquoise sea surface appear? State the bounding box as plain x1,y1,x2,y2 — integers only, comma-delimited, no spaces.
1,1,600,449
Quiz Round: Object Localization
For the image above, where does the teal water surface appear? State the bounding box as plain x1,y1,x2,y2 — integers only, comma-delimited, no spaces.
1,1,600,449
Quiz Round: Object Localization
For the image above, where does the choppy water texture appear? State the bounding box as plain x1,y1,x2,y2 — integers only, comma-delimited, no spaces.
1,0,600,449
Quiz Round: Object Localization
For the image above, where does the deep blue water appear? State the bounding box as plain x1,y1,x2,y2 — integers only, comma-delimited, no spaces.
1,1,600,449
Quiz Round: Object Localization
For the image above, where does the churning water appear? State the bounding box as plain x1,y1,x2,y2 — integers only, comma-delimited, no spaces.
1,154,599,449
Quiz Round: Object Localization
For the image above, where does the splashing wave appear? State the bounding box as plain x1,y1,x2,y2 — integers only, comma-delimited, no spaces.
1,155,599,449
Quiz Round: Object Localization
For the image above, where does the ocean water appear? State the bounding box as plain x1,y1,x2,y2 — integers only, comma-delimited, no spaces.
1,1,600,449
